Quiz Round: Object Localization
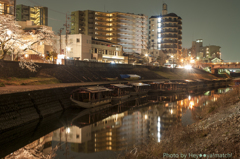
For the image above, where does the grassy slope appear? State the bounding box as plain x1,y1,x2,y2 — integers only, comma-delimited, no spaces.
0,77,60,87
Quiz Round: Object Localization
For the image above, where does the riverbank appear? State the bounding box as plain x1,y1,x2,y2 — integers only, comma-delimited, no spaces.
122,86,240,159
153,68,219,80
0,77,60,87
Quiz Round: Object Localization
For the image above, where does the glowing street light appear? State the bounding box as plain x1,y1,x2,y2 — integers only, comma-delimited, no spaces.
65,46,71,61
66,46,71,52
66,127,70,134
145,54,149,64
190,59,195,63
184,65,192,70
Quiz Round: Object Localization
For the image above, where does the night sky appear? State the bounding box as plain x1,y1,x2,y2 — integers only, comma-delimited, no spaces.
17,0,240,62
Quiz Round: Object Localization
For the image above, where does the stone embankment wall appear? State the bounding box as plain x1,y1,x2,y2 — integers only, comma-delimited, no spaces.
0,86,77,133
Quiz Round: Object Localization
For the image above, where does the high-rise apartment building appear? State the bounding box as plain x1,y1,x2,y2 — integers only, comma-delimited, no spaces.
16,4,48,26
149,3,182,60
0,0,15,15
71,10,148,54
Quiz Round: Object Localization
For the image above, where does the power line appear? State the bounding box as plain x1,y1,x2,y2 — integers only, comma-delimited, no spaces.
24,0,66,23
27,0,65,15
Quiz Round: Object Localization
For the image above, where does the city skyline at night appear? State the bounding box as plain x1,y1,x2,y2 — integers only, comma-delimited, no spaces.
17,0,240,61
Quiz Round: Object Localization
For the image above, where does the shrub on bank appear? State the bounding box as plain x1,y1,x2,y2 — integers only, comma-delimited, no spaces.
0,82,5,87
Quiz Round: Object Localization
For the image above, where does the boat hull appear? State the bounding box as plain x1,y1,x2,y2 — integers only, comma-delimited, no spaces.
70,97,111,108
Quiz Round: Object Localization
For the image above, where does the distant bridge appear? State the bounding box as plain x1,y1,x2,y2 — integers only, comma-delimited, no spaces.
198,62,240,74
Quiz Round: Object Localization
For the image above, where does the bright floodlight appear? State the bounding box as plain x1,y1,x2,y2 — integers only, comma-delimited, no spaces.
66,127,70,134
190,59,195,63
66,46,71,51
184,65,192,70
145,54,148,57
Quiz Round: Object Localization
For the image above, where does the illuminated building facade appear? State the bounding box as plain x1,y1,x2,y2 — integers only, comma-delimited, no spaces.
71,10,148,54
57,34,126,63
189,39,221,62
16,4,48,26
149,3,182,61
0,0,15,15
92,39,126,63
57,34,92,61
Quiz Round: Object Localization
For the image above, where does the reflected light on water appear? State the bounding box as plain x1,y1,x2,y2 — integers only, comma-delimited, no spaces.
2,87,232,159
189,101,194,109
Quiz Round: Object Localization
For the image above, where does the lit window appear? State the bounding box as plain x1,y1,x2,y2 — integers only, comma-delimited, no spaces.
158,17,161,22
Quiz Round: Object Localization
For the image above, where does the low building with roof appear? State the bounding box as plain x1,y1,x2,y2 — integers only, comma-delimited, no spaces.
57,34,127,64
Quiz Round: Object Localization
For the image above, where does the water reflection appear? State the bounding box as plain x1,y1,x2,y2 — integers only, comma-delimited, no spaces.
3,87,231,159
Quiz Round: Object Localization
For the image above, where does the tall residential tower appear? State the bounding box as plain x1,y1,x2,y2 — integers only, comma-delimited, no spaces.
149,3,182,60
16,5,48,26
71,10,148,54
0,0,15,15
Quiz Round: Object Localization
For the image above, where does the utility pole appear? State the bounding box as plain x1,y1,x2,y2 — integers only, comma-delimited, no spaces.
58,28,64,54
63,13,70,64
58,28,64,64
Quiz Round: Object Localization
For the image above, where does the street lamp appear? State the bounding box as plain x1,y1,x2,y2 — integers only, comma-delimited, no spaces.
66,46,71,59
145,54,149,65
171,55,174,68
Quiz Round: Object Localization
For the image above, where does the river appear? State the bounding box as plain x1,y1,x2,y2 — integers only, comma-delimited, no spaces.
1,87,231,159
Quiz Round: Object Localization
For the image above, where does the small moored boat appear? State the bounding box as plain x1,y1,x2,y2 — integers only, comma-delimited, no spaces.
70,86,113,108
129,82,150,96
120,74,141,80
108,84,133,104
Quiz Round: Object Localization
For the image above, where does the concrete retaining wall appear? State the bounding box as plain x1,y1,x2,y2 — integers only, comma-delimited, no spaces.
0,86,77,133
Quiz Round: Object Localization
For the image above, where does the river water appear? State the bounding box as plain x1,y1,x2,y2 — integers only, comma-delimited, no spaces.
1,87,231,159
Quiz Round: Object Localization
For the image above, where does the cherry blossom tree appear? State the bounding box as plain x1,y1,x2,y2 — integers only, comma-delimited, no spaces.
0,14,57,72
0,14,23,60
